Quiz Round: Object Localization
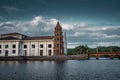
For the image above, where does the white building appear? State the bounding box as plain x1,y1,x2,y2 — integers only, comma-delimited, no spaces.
0,22,66,56
63,32,67,55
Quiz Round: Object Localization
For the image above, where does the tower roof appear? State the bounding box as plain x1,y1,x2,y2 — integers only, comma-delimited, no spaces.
56,21,61,28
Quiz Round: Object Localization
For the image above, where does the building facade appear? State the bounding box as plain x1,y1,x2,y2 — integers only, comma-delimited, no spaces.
0,22,67,56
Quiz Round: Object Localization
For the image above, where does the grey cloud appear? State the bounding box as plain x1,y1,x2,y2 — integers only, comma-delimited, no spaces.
0,16,57,36
64,23,120,48
0,16,120,48
102,27,120,35
0,22,16,28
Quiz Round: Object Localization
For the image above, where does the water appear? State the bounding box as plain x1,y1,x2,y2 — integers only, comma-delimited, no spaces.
0,58,120,80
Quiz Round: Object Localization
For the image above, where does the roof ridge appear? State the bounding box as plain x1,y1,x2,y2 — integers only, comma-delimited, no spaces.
23,36,54,40
1,32,22,35
0,36,20,40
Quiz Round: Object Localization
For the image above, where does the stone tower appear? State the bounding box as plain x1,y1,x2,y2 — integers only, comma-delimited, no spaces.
54,22,64,55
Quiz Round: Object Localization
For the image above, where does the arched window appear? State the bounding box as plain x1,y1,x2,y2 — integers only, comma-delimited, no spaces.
40,50,43,56
24,45,27,48
40,44,43,48
48,44,52,48
57,44,59,47
12,44,16,48
57,50,59,53
48,50,52,56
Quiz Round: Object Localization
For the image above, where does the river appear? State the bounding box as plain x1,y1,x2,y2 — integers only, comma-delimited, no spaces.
0,58,120,80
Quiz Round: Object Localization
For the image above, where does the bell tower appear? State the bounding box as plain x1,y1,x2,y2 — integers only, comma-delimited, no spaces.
54,22,64,55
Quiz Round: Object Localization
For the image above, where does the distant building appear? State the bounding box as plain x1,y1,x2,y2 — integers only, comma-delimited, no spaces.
0,22,65,56
63,32,67,55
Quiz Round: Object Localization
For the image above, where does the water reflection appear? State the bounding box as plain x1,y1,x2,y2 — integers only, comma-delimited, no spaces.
0,59,120,80
53,61,67,80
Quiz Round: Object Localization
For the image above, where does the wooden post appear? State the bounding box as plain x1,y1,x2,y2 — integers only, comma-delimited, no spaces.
110,47,113,53
96,47,98,53
96,47,99,59
110,47,113,59
119,54,120,59
110,54,114,59
88,53,89,59
86,49,90,59
96,54,99,59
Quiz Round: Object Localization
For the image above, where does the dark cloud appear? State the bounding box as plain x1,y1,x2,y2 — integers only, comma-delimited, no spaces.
0,16,120,48
0,16,57,36
0,0,120,48
102,27,120,35
65,23,120,47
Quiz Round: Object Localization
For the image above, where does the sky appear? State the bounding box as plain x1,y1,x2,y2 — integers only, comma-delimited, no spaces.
0,0,120,48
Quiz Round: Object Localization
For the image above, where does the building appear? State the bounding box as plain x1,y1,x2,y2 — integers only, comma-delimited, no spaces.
0,22,66,56
63,32,67,55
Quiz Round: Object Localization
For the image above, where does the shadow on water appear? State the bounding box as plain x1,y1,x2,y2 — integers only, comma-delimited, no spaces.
89,57,120,60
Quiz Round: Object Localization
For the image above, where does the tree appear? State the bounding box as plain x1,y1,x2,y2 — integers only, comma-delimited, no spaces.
67,45,120,55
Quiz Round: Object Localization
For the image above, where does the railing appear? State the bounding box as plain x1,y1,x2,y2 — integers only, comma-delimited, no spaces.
88,52,120,59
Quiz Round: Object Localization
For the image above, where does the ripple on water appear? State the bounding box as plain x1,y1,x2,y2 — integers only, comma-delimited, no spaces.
0,60,120,80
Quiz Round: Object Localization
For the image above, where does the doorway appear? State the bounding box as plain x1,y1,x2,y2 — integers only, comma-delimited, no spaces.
24,50,27,56
5,50,8,56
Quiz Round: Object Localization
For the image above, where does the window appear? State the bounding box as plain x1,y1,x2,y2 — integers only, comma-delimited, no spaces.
12,50,16,54
24,50,27,56
5,45,8,48
32,45,35,48
57,44,59,47
40,44,43,48
57,50,59,53
0,50,1,54
12,44,16,48
0,45,1,48
60,44,62,47
24,45,27,48
48,50,52,56
5,50,8,56
48,44,52,48
40,50,43,56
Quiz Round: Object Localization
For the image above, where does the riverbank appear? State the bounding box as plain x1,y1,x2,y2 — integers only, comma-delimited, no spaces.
0,54,88,61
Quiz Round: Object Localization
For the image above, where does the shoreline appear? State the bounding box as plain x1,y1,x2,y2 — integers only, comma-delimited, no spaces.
0,55,88,61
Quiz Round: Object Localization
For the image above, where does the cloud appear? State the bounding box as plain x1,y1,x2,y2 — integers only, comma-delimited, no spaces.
0,16,58,36
66,24,120,39
30,16,43,26
0,16,120,48
0,21,16,28
64,23,120,48
62,23,74,30
97,42,120,47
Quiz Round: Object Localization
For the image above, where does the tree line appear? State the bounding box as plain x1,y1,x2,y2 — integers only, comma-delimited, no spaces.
67,45,120,55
